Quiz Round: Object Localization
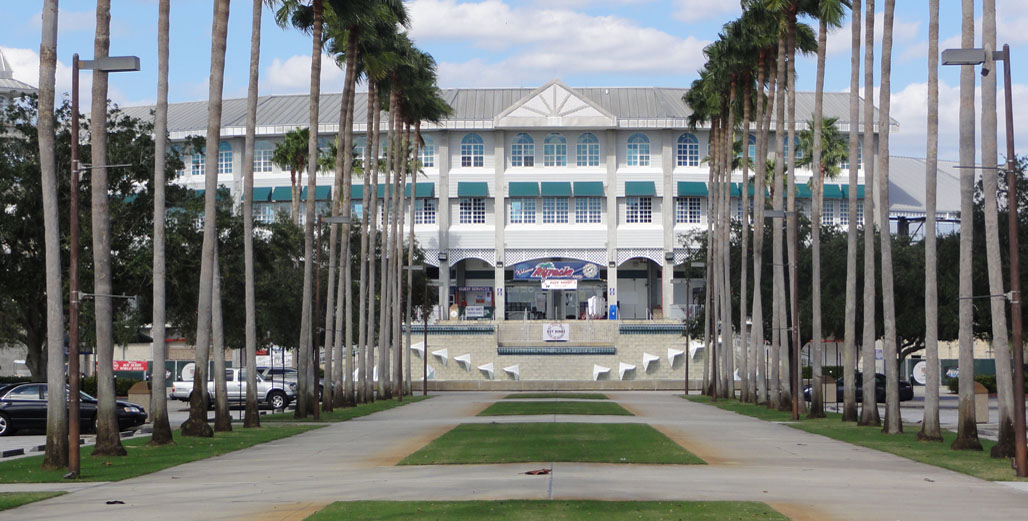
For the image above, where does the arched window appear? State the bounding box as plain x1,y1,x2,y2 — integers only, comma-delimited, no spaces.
254,141,274,173
747,134,757,163
461,133,484,167
783,136,802,160
627,133,650,166
419,135,435,168
217,142,233,174
511,133,534,167
192,149,205,176
577,133,600,166
676,133,699,167
543,133,566,167
353,136,366,161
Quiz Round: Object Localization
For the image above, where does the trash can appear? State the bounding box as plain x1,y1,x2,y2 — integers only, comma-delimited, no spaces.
974,381,989,424
127,381,152,421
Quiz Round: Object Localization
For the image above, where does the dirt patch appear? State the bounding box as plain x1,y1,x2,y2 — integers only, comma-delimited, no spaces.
362,397,497,467
767,502,842,521
647,423,733,466
250,502,328,521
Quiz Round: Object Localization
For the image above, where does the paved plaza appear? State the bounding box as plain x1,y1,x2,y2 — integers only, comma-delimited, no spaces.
1,392,1027,521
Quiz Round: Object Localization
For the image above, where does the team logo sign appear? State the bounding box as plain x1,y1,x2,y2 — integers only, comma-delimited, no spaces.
512,260,601,281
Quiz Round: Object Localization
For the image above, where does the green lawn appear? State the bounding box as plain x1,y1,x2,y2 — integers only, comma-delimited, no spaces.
304,500,787,521
0,424,321,483
261,396,431,422
479,401,632,416
502,393,608,400
399,422,704,465
684,395,1028,482
0,492,65,511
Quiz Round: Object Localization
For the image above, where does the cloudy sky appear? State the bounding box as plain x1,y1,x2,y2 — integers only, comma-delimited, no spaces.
2,0,1027,161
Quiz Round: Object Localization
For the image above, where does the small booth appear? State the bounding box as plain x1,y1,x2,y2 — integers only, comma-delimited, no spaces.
505,260,607,320
453,286,495,320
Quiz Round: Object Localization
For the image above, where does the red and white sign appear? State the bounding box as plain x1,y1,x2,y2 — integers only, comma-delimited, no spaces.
541,279,578,290
113,360,148,372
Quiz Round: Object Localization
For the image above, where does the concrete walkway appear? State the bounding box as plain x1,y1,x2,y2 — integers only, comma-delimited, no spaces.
1,392,1027,521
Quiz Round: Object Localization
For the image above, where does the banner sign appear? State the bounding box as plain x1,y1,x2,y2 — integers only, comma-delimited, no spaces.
542,323,570,342
113,360,148,372
512,261,600,281
542,279,578,290
465,305,486,318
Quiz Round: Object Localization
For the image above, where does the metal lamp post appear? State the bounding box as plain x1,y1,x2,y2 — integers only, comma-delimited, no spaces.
942,45,1026,478
67,54,140,479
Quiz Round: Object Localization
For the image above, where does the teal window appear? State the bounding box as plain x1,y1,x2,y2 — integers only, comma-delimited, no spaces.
626,196,652,223
419,135,435,168
575,197,601,223
459,197,485,223
414,199,436,224
510,198,536,224
254,141,274,173
542,197,569,224
676,197,701,224
676,133,699,167
747,134,757,163
192,150,205,176
461,133,484,167
217,142,232,174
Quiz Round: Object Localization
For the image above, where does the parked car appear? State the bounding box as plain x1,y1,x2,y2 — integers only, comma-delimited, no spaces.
0,383,146,437
170,368,295,409
257,367,298,385
803,373,914,403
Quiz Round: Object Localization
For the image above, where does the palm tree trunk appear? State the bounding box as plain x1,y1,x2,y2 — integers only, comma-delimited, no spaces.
740,79,752,403
752,51,773,406
877,0,902,435
723,89,736,399
858,0,881,427
918,0,943,442
703,135,714,395
212,248,231,432
377,96,394,401
980,0,1015,457
181,0,228,439
392,121,409,399
338,81,356,407
808,17,828,419
953,0,983,451
366,84,382,402
785,16,801,415
39,0,68,468
405,122,421,396
357,81,375,404
241,0,262,429
842,0,862,424
771,35,787,411
90,0,126,456
326,40,351,411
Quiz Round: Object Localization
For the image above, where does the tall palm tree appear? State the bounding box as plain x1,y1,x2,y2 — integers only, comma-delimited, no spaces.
980,0,1016,458
770,34,788,411
89,0,127,456
38,0,68,469
272,127,310,224
858,0,880,427
953,0,982,451
918,0,943,442
842,0,861,424
149,0,176,443
212,247,231,432
241,0,266,429
181,0,230,438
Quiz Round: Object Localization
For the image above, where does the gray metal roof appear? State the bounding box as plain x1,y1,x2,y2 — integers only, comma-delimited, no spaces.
888,156,964,215
0,49,37,93
121,82,890,137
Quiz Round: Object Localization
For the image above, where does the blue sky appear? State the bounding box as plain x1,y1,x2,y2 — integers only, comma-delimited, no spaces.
2,0,1027,161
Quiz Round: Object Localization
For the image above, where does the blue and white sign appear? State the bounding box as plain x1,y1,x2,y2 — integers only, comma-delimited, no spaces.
512,260,601,281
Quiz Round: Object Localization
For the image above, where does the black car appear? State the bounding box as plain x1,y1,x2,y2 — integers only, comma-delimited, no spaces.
0,383,147,436
803,373,914,403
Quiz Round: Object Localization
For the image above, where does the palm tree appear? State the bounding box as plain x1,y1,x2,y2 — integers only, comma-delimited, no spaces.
38,0,68,469
181,0,230,438
858,0,880,427
980,0,1016,458
918,0,943,442
149,0,176,443
770,34,788,410
952,0,982,451
89,0,127,456
842,0,861,424
272,127,310,225
240,0,265,429
212,247,231,432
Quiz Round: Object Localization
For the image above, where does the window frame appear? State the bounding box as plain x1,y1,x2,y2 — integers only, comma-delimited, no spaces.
627,133,650,167
511,133,535,167
575,197,602,224
543,133,567,167
459,197,486,224
676,133,700,167
460,133,485,168
576,133,600,166
626,196,652,224
414,198,437,225
217,142,233,175
509,197,537,224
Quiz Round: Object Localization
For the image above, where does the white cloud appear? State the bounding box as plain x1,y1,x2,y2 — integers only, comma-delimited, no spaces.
997,0,1028,45
262,53,346,95
408,0,709,85
26,8,96,34
671,1,740,23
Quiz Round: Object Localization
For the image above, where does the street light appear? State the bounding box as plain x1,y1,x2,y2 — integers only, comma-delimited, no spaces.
764,209,801,420
403,265,427,399
943,44,1025,478
67,53,140,479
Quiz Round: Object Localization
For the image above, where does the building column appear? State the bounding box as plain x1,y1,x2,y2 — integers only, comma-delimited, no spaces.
662,130,675,317
437,131,451,319
493,131,506,321
606,129,619,319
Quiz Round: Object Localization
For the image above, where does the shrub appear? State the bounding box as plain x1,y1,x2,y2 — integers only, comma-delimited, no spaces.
80,376,140,397
0,376,32,384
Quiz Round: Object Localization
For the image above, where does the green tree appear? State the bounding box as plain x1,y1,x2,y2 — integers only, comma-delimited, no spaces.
272,127,310,225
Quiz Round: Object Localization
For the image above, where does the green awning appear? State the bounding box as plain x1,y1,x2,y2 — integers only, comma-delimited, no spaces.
300,186,331,200
625,181,656,197
730,183,742,197
677,181,708,197
194,189,227,201
271,186,292,202
541,181,571,197
795,184,812,198
508,182,539,197
458,182,489,197
573,181,604,197
823,184,844,199
405,182,435,198
840,184,866,199
377,183,388,198
250,187,272,202
351,185,364,200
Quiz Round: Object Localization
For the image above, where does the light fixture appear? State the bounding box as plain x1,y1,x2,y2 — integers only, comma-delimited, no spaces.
664,251,675,262
437,251,448,262
495,261,504,268
608,261,616,269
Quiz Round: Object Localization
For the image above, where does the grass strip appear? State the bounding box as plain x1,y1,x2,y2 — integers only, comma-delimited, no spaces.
399,422,704,465
0,424,320,483
479,401,632,416
262,396,431,422
502,393,608,400
684,395,1028,482
0,492,65,511
304,500,787,521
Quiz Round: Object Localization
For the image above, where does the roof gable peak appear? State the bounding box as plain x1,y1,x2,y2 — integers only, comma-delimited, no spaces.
494,78,616,129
